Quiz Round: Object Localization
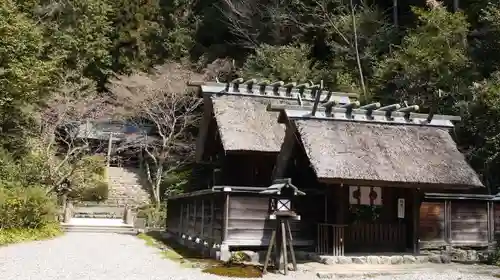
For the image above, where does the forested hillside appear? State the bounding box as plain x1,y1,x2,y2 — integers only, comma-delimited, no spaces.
2,0,500,241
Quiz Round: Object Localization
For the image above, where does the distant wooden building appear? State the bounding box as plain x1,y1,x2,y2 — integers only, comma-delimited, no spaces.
166,79,493,261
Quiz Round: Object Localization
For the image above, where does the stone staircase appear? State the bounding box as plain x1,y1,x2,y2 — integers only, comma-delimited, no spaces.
61,167,150,234
61,218,137,234
105,167,150,207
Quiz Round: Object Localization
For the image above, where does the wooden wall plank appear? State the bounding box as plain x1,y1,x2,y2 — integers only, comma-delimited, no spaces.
419,202,445,242
450,201,488,243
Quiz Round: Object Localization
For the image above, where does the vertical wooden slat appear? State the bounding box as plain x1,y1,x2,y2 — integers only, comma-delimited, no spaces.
185,202,189,233
209,198,215,243
445,200,451,243
179,201,184,236
201,199,205,238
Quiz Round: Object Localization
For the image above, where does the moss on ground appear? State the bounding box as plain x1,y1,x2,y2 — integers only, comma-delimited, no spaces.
137,231,264,277
0,223,63,246
202,263,263,278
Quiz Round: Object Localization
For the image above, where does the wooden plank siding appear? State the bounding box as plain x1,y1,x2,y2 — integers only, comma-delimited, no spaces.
165,194,224,245
450,201,488,243
494,204,500,237
419,202,445,242
225,195,313,247
419,199,493,250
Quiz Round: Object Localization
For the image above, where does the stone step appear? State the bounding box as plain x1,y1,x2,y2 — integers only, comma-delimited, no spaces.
62,225,137,234
73,213,122,219
61,218,137,234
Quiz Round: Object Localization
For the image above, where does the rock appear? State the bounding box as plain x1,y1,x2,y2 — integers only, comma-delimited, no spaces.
352,257,366,264
428,254,442,263
321,256,337,265
403,255,416,264
307,252,322,262
441,254,451,264
367,256,380,264
295,251,310,261
416,255,429,263
256,251,269,263
337,256,353,264
390,256,403,265
449,249,467,262
380,256,391,264
316,272,335,279
229,250,254,263
467,250,478,262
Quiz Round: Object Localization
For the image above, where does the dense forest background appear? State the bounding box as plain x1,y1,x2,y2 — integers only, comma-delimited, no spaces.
3,0,500,240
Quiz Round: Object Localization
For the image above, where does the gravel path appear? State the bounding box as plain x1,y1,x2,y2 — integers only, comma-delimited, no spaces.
0,233,499,280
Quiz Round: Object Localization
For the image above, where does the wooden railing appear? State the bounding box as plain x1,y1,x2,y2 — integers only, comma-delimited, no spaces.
345,223,406,252
316,223,345,256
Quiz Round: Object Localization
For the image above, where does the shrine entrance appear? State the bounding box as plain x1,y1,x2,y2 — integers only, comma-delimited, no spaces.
316,185,417,256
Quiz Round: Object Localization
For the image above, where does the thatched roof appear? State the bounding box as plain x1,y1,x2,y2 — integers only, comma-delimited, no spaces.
294,119,483,188
210,95,290,152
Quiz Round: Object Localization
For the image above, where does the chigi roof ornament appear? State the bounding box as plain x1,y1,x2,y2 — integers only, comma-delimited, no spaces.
190,78,358,105
188,78,462,129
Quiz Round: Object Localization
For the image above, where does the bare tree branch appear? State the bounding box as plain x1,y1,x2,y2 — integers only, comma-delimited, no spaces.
108,62,203,204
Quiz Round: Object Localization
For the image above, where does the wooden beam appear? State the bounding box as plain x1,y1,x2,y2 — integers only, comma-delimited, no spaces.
272,123,297,180
195,96,214,162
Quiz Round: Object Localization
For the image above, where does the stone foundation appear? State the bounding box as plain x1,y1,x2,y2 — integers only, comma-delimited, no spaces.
421,247,491,263
229,249,490,265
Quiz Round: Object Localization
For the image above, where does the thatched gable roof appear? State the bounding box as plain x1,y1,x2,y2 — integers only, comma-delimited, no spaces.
294,119,483,188
210,95,289,152
195,80,356,154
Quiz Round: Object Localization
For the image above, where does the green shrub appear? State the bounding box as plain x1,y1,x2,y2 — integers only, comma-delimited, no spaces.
136,204,166,228
69,182,109,202
0,186,57,230
0,223,62,246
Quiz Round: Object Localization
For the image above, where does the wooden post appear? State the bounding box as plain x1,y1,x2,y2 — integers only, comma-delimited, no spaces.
445,200,452,244
263,230,277,274
185,201,190,234
412,189,421,254
179,201,184,236
263,216,298,275
286,220,297,271
201,199,205,238
488,201,495,243
393,0,398,27
193,199,197,236
453,0,459,12
222,193,230,242
281,220,288,275
210,198,215,242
